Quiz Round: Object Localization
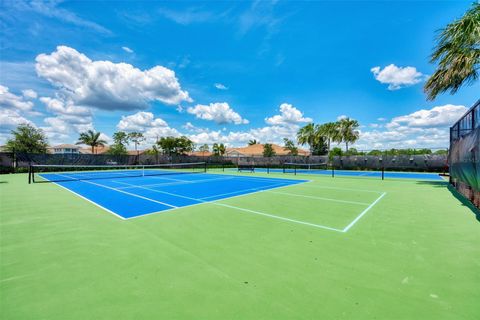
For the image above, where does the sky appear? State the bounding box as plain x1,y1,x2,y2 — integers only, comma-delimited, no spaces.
0,0,478,151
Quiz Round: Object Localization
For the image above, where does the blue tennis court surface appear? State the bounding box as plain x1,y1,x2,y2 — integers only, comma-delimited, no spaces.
245,168,444,180
40,172,308,219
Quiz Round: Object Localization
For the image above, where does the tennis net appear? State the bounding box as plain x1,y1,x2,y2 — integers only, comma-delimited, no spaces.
283,162,331,175
29,162,207,183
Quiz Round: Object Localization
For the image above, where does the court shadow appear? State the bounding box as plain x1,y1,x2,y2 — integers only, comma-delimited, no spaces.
0,181,8,184
416,180,480,222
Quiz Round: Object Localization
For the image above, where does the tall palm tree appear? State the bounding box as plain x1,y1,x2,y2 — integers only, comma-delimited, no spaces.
316,122,341,154
248,139,258,146
424,3,480,100
76,130,107,154
297,123,316,154
338,118,360,152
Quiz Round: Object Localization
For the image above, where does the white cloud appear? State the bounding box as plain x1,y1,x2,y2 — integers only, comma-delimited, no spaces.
214,83,228,90
371,64,425,90
122,46,134,53
39,97,91,116
22,89,38,99
0,109,34,133
187,102,249,125
35,46,192,111
117,111,168,131
355,104,466,150
337,115,348,121
265,103,312,126
0,85,34,111
386,104,467,129
377,117,387,122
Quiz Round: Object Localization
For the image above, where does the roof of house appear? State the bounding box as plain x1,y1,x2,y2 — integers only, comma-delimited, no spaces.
50,144,81,149
226,144,309,156
79,145,110,154
187,151,213,157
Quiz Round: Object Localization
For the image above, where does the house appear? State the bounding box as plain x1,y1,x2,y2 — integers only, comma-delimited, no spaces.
225,144,309,157
79,145,110,154
48,144,82,154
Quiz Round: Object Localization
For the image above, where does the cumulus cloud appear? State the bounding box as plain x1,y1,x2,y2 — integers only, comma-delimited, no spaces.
35,46,192,111
117,111,168,131
355,104,466,150
0,85,34,111
386,104,467,129
214,83,228,90
187,102,249,124
265,103,312,125
122,46,134,53
39,97,91,116
336,115,348,121
22,89,38,99
371,64,425,90
0,109,34,133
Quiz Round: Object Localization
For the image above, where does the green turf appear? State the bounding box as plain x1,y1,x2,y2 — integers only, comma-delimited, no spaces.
1,172,479,319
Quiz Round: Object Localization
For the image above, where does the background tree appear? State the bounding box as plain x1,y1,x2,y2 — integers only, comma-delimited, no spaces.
157,137,177,155
424,3,480,100
248,139,258,146
338,118,360,152
156,136,194,155
316,122,341,154
297,123,328,156
128,132,145,155
175,136,194,155
263,143,276,157
212,143,226,156
297,123,316,154
198,144,210,156
283,138,298,156
107,131,129,156
5,123,48,154
76,130,106,154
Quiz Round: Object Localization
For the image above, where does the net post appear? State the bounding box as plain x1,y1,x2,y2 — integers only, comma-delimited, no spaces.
283,164,285,174
28,164,32,184
331,165,334,178
381,166,385,180
294,166,297,176
204,162,208,173
32,165,35,183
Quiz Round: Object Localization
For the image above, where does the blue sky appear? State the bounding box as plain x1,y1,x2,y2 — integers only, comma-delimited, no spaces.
0,0,478,150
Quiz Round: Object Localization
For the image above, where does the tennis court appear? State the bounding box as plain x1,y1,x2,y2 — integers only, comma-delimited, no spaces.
1,164,479,319
248,167,444,180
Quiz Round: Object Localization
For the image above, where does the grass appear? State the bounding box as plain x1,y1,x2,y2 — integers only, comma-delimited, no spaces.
0,171,479,319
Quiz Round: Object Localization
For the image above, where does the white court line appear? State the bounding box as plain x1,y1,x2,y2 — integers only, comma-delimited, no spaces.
214,203,344,232
199,182,293,200
113,180,343,232
41,180,127,220
342,192,387,232
113,176,235,190
267,191,371,206
52,173,177,209
297,184,383,194
44,173,384,233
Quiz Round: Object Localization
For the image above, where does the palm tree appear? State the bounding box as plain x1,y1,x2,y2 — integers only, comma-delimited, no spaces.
338,118,360,153
212,143,226,156
297,123,316,154
76,130,107,154
316,122,340,154
424,3,480,100
248,139,258,146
